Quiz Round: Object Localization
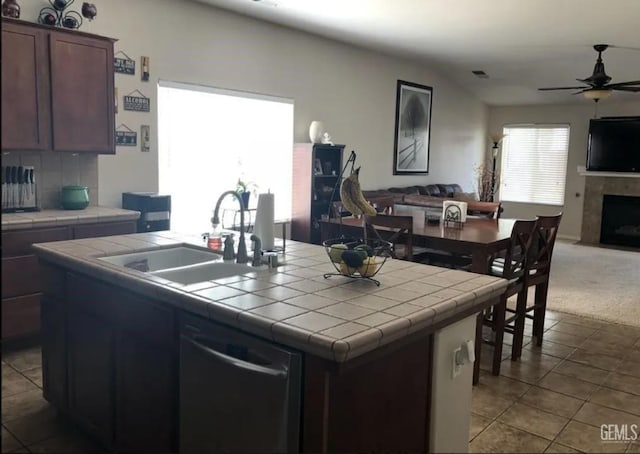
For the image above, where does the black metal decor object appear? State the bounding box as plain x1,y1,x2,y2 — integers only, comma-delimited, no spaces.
38,0,97,29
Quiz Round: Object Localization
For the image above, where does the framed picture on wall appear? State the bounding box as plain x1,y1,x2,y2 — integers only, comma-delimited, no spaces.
393,80,433,175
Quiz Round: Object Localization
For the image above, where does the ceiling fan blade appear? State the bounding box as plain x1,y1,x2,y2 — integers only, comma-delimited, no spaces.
606,80,640,88
538,86,589,91
612,86,640,92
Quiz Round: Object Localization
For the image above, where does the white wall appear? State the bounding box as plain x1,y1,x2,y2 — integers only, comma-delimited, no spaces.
18,0,487,208
488,101,639,240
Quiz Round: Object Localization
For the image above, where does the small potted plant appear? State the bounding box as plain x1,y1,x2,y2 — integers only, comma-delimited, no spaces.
236,178,257,208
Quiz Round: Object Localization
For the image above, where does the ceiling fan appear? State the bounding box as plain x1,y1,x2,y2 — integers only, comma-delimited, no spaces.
538,44,640,102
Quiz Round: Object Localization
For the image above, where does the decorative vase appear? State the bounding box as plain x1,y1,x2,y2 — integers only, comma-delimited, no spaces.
309,121,325,144
239,191,250,209
2,0,20,18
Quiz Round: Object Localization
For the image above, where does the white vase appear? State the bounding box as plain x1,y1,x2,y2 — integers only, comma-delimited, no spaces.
309,121,325,143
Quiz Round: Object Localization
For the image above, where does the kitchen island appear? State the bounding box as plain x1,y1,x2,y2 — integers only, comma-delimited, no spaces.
33,230,507,453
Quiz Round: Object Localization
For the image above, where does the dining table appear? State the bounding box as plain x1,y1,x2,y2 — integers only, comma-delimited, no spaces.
319,216,517,274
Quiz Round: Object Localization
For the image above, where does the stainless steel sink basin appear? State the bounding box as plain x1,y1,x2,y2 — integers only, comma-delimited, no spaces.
99,246,222,272
151,261,254,285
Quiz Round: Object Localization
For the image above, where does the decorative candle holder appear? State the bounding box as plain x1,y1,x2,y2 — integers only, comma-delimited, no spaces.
38,0,97,29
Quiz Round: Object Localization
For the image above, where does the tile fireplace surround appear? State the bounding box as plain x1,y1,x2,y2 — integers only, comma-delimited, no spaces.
581,174,640,244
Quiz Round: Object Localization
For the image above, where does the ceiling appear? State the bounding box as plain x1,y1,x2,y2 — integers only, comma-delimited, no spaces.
193,0,640,106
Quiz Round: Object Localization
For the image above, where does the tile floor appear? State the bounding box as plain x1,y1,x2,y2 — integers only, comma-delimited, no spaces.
471,310,640,453
1,310,639,453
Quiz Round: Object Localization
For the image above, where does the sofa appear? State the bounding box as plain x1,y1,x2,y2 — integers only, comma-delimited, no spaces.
362,184,501,218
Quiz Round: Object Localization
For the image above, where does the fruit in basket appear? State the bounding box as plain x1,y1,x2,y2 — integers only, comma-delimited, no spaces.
342,250,365,268
339,262,358,276
329,243,348,262
358,256,380,277
354,244,374,257
340,168,377,216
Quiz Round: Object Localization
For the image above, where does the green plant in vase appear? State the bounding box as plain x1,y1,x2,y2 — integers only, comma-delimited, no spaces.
236,178,257,209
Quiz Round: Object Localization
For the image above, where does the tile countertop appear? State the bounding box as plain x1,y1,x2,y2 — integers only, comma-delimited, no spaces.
1,207,141,231
32,231,508,363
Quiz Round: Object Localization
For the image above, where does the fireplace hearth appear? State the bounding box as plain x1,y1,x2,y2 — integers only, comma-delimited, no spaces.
600,195,640,248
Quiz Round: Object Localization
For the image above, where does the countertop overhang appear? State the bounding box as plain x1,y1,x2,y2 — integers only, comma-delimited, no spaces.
2,207,141,231
32,231,507,362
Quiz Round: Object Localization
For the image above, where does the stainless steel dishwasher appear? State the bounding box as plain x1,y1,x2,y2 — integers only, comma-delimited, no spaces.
179,314,302,453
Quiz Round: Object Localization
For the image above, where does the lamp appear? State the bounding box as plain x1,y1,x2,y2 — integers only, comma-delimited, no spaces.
489,133,506,202
583,89,612,102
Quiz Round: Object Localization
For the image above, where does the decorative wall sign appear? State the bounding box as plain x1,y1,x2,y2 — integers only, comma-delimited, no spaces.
140,125,150,152
141,56,150,82
393,80,433,175
114,51,135,75
115,124,137,146
123,89,150,112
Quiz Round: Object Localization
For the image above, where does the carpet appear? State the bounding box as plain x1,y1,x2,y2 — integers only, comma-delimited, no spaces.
544,240,640,327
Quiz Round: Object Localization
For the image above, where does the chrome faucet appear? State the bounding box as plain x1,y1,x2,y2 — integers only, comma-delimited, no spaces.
212,191,248,264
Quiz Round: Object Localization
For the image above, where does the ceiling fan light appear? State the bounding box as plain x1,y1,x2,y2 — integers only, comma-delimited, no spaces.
583,89,612,101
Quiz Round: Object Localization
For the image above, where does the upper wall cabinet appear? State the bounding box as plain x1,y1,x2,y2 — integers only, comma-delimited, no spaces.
1,19,116,154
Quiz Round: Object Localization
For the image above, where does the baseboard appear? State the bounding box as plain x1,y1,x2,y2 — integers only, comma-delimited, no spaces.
557,234,580,242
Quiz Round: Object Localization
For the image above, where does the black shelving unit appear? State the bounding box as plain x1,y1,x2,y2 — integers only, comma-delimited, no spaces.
291,143,345,244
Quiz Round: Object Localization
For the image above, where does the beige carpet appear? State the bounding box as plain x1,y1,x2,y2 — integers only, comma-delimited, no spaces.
544,240,640,327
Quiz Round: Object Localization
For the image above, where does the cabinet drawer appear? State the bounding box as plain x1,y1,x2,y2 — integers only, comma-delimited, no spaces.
2,293,41,339
2,226,70,257
73,221,136,239
1,255,41,298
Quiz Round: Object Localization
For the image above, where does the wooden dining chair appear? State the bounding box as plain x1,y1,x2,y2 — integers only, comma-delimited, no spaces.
364,214,414,261
467,201,502,219
508,212,563,359
368,196,395,214
474,218,538,380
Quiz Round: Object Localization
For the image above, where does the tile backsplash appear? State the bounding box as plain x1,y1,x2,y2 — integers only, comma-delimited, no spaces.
2,152,98,209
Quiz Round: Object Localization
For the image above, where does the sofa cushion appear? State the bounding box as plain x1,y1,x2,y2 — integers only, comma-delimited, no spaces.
419,185,442,196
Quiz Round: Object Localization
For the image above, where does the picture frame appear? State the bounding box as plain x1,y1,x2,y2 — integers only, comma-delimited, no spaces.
314,158,323,175
393,80,433,175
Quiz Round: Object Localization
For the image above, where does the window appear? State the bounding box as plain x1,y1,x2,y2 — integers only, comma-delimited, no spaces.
499,125,570,205
158,81,294,234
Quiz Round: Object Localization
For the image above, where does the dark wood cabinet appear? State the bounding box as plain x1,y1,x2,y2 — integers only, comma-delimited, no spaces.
1,21,50,151
67,310,115,446
116,333,175,452
41,295,67,412
49,31,115,153
44,271,177,453
1,220,136,340
291,143,345,244
1,18,115,154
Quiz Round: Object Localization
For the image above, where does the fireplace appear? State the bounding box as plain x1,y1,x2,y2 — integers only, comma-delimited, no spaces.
600,195,640,248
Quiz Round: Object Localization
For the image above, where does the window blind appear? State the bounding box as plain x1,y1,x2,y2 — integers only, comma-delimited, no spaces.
499,125,570,205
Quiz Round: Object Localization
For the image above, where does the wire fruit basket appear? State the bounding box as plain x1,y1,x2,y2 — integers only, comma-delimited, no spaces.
322,237,392,286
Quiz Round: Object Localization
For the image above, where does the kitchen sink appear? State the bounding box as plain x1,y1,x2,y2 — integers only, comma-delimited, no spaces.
99,246,222,272
151,261,254,285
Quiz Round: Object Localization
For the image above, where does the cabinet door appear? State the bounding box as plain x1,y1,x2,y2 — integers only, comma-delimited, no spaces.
67,311,114,446
41,296,67,410
1,21,51,151
116,332,175,453
49,31,115,153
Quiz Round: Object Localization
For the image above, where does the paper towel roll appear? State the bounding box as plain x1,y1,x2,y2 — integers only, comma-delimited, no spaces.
442,200,468,223
253,193,275,250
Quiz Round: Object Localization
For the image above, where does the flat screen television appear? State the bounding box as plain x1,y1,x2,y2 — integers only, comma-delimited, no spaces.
586,116,640,172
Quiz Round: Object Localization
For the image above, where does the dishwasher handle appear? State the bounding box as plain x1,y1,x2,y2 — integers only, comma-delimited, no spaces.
181,335,289,379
